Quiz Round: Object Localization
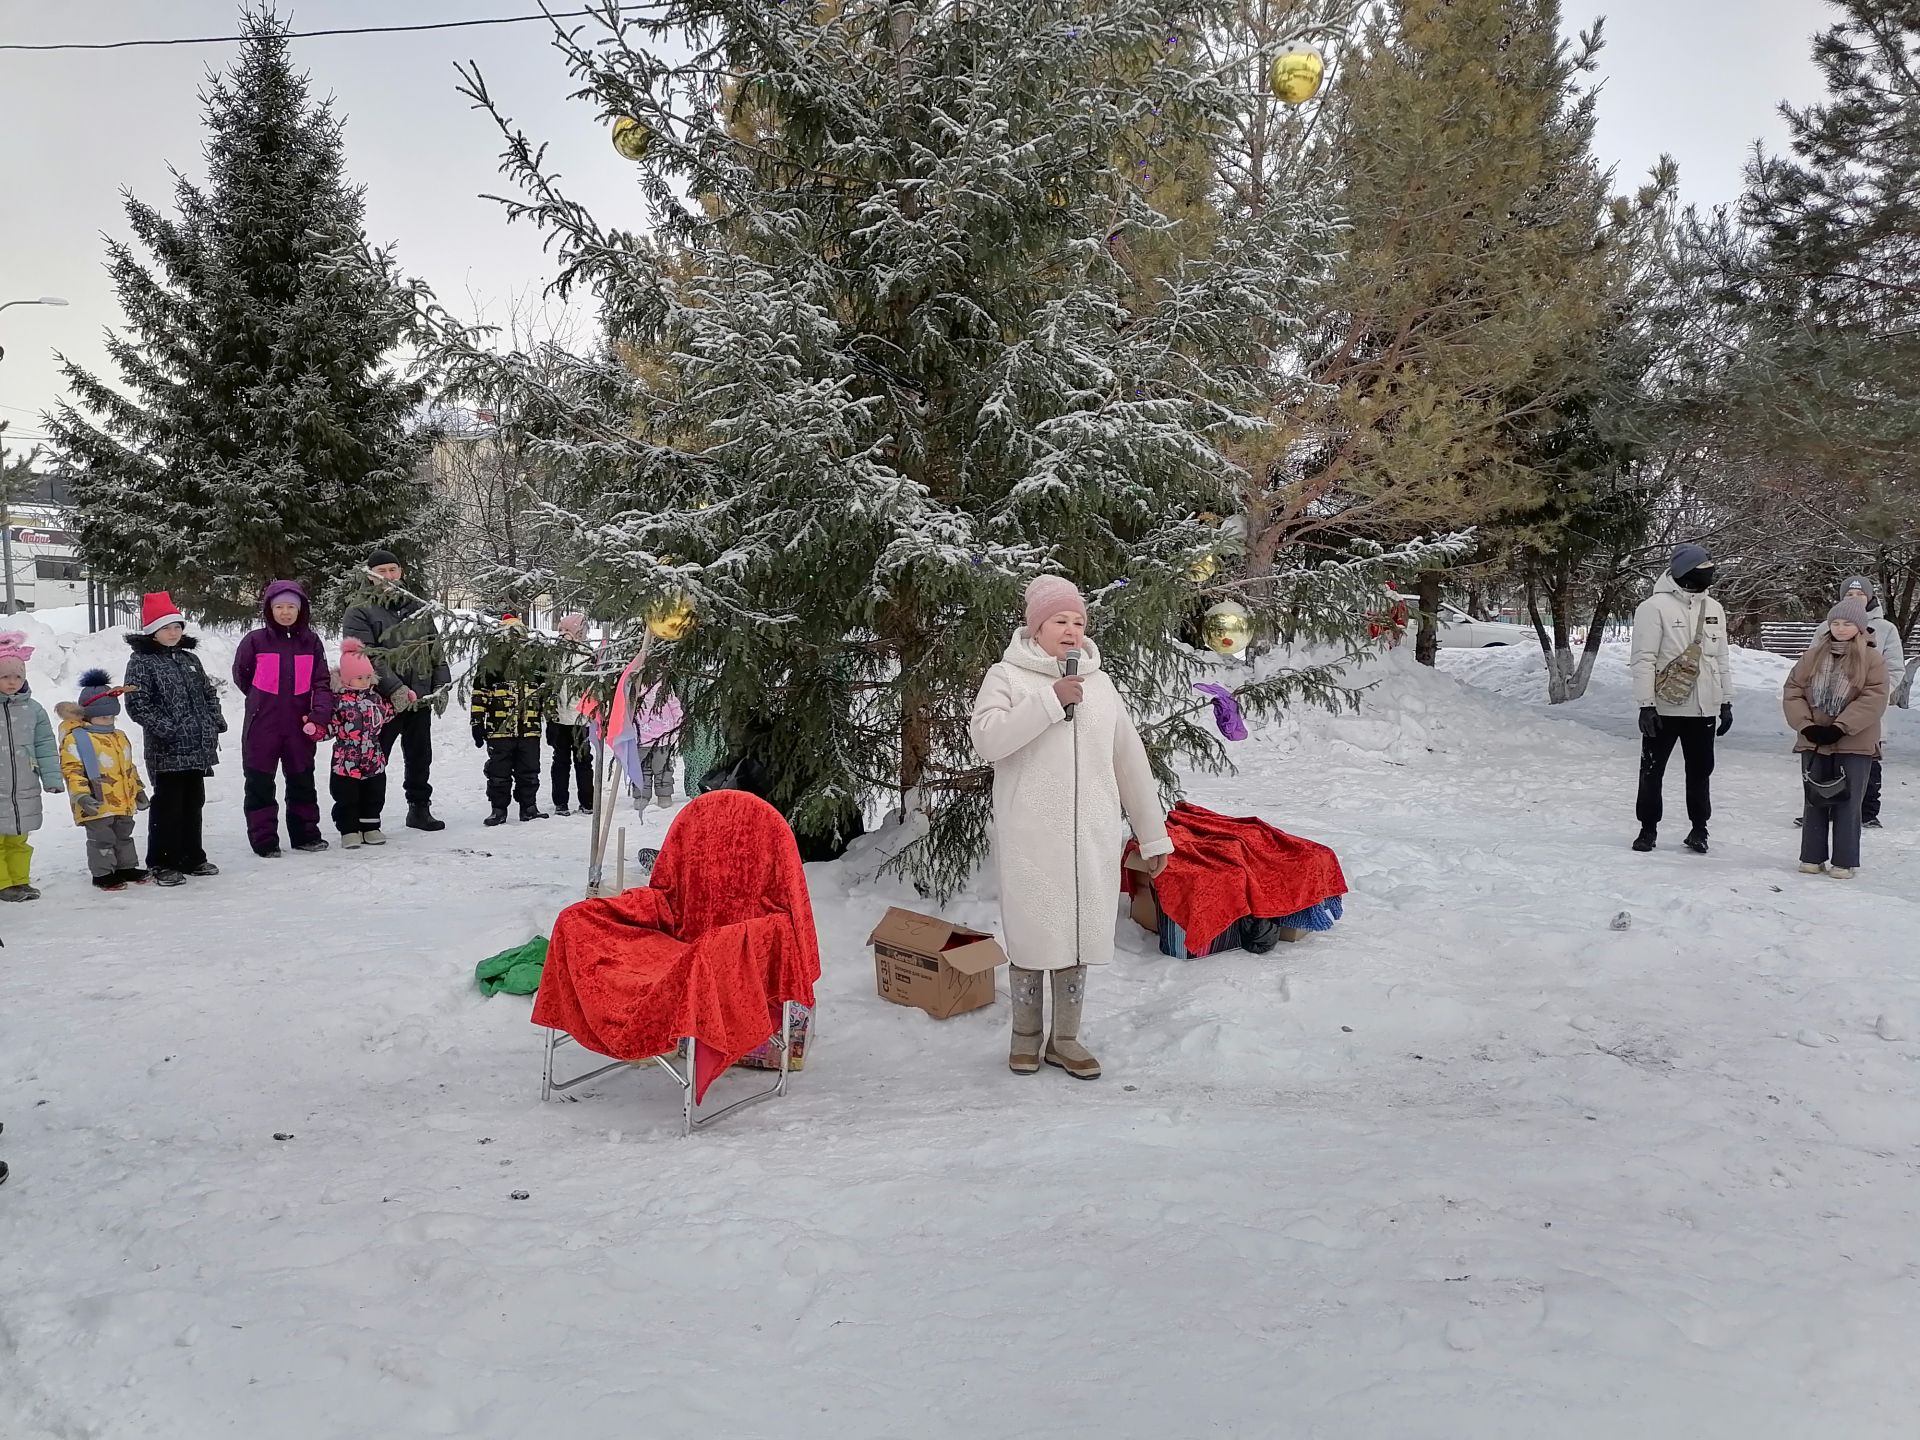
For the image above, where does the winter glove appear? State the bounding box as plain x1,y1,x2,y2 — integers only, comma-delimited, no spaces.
1802,724,1845,746
1717,703,1733,737
473,725,488,750
76,794,101,819
302,722,325,740
135,790,151,812
432,692,450,717
1637,706,1661,739
394,688,418,712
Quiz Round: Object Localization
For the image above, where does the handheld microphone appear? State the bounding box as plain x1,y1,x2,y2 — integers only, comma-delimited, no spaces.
1063,648,1081,722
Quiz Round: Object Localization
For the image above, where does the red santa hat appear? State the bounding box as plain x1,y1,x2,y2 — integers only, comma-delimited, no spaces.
140,591,185,635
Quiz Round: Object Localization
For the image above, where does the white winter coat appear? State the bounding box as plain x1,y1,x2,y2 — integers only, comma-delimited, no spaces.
1630,574,1732,716
970,632,1173,972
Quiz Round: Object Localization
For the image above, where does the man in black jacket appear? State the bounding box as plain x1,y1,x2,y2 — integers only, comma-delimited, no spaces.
341,550,452,832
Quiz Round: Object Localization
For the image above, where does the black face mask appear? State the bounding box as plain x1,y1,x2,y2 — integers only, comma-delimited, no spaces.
1676,567,1715,593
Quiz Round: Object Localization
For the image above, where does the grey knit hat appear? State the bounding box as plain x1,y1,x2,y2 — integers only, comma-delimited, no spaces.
1670,543,1712,579
1828,597,1872,632
1842,575,1875,601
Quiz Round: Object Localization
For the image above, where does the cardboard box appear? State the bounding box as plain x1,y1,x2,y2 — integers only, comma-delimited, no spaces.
869,907,1007,1019
738,1004,812,1072
1122,852,1312,955
1123,851,1163,934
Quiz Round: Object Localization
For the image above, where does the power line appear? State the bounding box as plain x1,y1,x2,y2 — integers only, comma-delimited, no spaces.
0,5,657,54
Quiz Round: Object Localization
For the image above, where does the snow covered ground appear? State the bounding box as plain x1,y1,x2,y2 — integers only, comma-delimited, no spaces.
3,620,1918,1438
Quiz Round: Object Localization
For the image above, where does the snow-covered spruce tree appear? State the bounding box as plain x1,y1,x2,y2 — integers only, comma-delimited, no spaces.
418,0,1420,893
47,7,428,622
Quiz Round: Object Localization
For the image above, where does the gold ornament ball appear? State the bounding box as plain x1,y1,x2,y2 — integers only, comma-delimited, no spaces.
646,597,695,641
611,115,653,162
1202,601,1254,655
1187,554,1221,583
1270,47,1326,105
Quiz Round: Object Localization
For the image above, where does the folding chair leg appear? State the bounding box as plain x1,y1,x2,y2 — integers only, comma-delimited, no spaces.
540,1005,797,1136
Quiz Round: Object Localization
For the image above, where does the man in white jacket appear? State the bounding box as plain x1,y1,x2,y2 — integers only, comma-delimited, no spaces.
1629,543,1733,854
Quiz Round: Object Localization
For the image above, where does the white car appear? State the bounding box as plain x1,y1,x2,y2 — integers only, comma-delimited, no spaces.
1434,601,1528,648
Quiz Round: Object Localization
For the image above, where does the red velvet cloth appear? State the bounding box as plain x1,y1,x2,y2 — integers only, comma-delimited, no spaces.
532,790,821,1102
1122,801,1347,953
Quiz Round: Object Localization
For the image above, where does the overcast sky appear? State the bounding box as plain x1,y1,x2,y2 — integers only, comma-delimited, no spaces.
0,0,1837,443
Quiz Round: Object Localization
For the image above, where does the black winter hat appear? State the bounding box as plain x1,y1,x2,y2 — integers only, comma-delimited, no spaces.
365,548,402,571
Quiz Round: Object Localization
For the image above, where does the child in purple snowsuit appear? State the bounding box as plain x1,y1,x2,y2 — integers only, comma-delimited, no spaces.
232,580,335,857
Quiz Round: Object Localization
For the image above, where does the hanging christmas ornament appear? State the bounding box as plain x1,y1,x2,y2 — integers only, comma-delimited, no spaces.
646,596,696,641
1201,600,1254,656
1269,45,1326,105
611,115,653,162
1187,553,1221,583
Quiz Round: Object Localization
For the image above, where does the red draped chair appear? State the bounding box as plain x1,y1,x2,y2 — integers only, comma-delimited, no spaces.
535,790,821,1134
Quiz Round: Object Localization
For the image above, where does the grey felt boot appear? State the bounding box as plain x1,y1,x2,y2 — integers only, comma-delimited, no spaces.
1009,966,1044,1075
1045,965,1100,1080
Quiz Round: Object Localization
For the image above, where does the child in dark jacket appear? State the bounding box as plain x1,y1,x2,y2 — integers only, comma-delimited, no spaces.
318,639,396,849
232,580,334,857
471,615,549,826
123,591,227,885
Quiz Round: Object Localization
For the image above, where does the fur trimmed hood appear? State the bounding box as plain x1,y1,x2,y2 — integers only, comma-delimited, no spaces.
125,633,199,655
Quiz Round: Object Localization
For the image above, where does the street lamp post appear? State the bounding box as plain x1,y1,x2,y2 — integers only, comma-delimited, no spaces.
0,296,70,614
0,296,69,317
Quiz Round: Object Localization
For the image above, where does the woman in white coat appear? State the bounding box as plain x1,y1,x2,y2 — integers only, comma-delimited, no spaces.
970,576,1174,1080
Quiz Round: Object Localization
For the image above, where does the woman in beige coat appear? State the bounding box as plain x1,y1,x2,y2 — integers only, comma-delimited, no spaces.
1783,597,1889,878
970,576,1173,1080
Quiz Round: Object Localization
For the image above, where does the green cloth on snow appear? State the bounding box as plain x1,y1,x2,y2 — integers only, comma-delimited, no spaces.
475,936,548,996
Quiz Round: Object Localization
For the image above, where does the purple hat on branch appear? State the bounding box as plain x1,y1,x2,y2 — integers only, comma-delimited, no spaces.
1193,682,1247,741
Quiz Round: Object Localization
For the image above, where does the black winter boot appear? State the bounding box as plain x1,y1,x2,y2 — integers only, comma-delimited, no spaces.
520,804,549,822
1631,830,1656,852
1683,829,1709,854
484,808,509,827
406,804,446,833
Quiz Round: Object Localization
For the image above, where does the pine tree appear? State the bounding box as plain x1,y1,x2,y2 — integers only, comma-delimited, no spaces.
47,7,428,622
1702,0,1920,641
1246,0,1620,664
409,0,1425,892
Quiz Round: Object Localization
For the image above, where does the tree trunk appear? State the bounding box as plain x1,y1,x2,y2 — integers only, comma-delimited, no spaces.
1566,586,1617,702
1524,576,1570,703
1414,569,1441,667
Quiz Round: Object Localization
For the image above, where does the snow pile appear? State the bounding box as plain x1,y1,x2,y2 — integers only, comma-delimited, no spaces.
4,630,1920,1437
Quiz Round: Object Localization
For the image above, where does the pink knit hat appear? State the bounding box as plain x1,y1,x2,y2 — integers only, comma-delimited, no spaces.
1024,575,1087,637
338,637,376,686
0,630,31,679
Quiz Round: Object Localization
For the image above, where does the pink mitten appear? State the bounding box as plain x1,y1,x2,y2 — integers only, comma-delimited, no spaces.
303,722,324,740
